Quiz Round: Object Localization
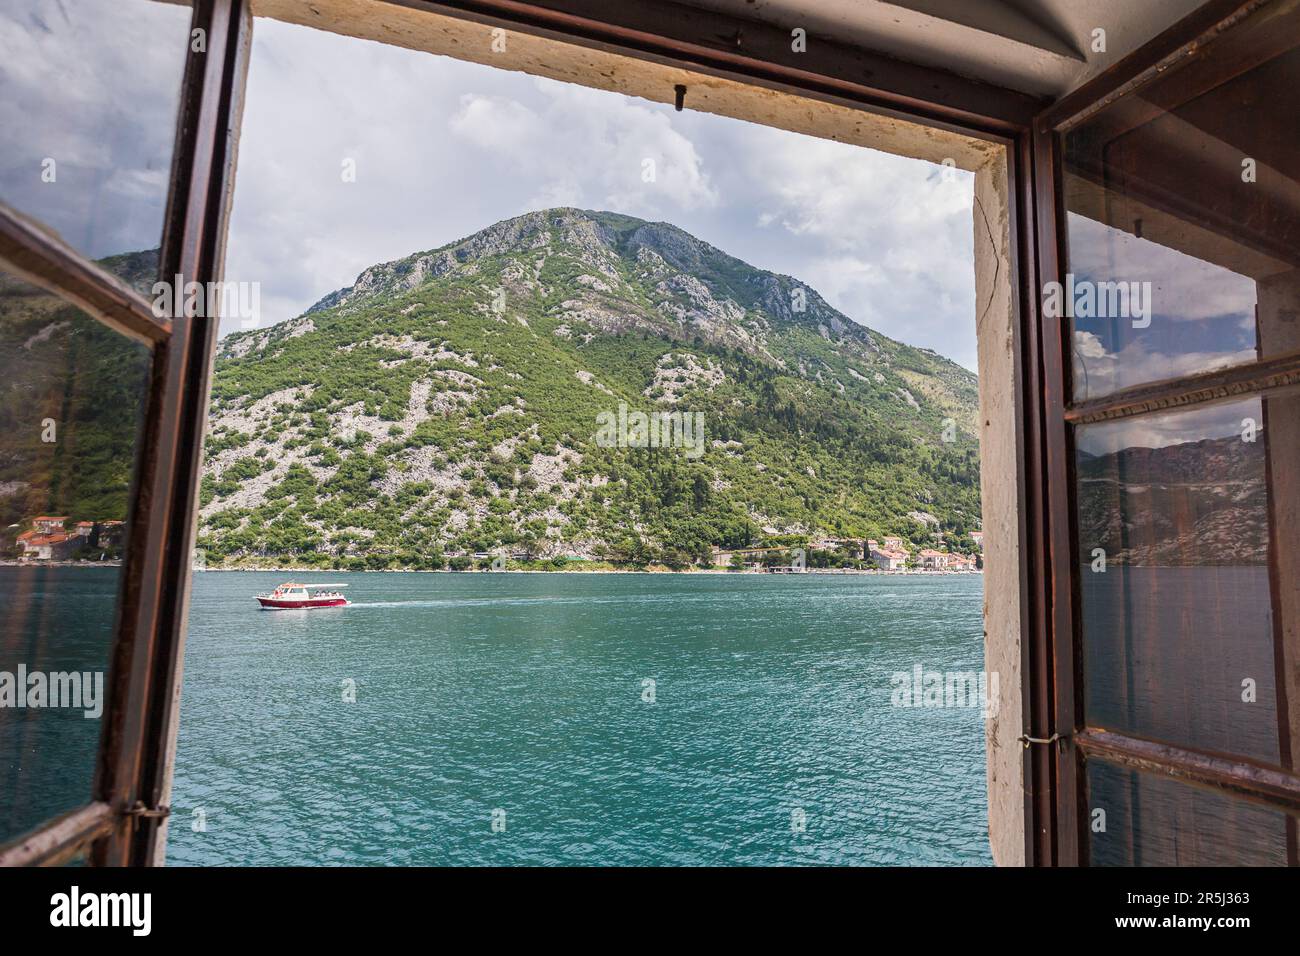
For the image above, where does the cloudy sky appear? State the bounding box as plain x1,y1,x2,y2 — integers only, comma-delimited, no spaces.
1066,212,1258,402
222,18,979,368
0,0,190,263
3,6,1266,452
1063,209,1264,455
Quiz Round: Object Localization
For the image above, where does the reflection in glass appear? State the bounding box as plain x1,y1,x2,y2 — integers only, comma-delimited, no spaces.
0,0,192,278
1075,398,1287,764
0,272,150,842
1062,38,1300,399
1087,758,1289,866
1062,211,1259,400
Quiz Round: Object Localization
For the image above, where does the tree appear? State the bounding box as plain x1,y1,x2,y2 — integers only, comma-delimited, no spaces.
692,474,710,511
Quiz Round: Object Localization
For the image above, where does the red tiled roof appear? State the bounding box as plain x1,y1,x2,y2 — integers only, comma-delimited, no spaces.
21,532,69,545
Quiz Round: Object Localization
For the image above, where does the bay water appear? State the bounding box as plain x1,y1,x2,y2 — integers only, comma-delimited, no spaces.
166,570,990,865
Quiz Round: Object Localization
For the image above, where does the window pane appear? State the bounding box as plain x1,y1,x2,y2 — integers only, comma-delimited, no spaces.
0,0,192,279
0,271,151,842
1061,16,1300,400
1075,397,1291,764
1061,211,1260,400
1087,758,1290,866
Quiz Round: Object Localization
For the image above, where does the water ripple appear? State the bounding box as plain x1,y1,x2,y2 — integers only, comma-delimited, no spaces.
168,572,991,866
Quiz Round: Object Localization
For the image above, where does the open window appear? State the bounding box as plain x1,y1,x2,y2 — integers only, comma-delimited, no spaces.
0,0,249,865
1034,0,1300,864
2,0,1295,867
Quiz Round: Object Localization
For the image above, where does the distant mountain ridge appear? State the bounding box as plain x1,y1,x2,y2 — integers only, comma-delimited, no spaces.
1077,433,1268,566
198,208,984,568
0,257,154,532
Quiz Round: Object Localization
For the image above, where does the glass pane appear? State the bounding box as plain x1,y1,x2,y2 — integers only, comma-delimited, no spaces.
1061,9,1300,400
0,271,151,842
1061,211,1260,400
0,0,193,280
1075,397,1293,764
1087,758,1290,866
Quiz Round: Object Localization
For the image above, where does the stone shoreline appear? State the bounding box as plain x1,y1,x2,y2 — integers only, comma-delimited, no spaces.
1,560,982,576
198,566,983,575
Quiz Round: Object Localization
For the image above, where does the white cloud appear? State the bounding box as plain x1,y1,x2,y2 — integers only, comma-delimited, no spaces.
0,0,194,258
1072,330,1258,400
447,79,718,216
1076,396,1260,457
1066,213,1256,323
714,127,977,365
449,94,545,152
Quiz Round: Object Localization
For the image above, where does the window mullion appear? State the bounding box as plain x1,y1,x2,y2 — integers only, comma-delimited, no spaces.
0,803,115,868
1076,728,1300,815
94,0,252,867
0,202,171,346
1064,350,1300,425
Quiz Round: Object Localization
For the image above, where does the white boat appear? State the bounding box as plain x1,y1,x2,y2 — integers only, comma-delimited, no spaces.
255,582,350,609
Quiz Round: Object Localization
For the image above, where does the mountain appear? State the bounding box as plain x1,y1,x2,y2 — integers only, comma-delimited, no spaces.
200,208,983,569
1076,434,1268,566
0,254,154,536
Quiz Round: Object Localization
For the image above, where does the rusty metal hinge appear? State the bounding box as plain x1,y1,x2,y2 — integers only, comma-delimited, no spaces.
124,802,171,820
1018,732,1067,749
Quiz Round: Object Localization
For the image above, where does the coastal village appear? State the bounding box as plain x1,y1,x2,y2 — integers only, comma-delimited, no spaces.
710,532,984,573
4,516,125,563
3,514,982,574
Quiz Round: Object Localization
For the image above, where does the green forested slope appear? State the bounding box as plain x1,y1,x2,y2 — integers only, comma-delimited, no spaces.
198,208,983,568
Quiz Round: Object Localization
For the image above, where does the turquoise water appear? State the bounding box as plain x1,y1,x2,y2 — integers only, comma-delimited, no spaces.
0,567,119,842
166,571,990,866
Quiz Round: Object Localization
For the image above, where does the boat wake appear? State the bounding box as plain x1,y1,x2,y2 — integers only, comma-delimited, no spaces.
345,594,680,610
346,597,581,609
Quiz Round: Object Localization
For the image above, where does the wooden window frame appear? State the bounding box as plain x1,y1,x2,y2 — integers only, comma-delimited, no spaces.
1033,0,1300,866
0,0,252,867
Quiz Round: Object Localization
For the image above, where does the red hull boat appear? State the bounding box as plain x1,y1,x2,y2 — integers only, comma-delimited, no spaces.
256,582,350,609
